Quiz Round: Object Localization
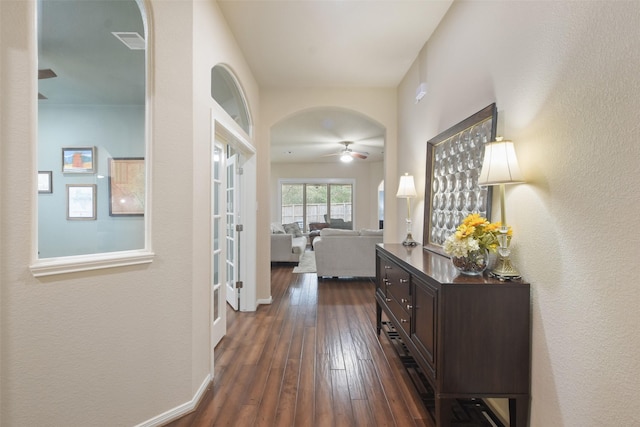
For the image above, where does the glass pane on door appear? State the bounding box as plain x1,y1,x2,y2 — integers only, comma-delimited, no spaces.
330,184,353,225
281,183,303,227
306,184,327,227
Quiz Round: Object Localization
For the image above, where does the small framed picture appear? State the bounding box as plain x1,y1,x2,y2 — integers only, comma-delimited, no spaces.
62,146,96,173
38,171,53,193
108,157,145,216
66,184,97,220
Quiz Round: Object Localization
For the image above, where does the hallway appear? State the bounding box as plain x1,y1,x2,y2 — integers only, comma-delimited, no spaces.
167,265,432,426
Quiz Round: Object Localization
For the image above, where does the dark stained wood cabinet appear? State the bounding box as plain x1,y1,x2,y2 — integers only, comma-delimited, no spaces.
375,243,531,427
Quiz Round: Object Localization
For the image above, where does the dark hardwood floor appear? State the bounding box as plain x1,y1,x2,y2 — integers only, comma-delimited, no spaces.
166,261,433,426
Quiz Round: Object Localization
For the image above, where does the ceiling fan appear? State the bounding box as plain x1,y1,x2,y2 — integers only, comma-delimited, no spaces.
325,141,369,163
38,68,57,99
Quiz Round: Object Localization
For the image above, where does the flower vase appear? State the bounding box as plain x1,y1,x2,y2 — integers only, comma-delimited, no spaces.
451,248,489,276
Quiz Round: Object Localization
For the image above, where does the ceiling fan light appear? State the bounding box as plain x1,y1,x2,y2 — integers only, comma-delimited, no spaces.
340,153,353,163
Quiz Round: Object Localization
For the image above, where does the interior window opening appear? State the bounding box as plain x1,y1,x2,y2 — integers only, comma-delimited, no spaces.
211,64,251,136
34,0,149,274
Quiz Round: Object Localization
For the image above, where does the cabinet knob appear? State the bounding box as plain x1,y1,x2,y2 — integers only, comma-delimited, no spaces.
406,304,413,310
385,298,392,302
399,278,408,284
384,265,392,270
400,319,408,323
400,298,408,303
386,281,392,287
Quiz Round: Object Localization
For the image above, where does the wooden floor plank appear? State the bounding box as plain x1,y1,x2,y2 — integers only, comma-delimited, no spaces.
314,353,335,427
273,358,301,426
293,327,316,426
253,366,285,427
334,301,367,400
206,363,257,426
165,264,434,427
330,368,355,427
351,398,378,427
358,358,400,427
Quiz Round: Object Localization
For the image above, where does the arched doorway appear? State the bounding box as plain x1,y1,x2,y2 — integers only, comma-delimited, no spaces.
270,107,385,233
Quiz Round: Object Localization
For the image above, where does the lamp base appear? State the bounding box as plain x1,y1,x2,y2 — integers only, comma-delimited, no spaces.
489,255,521,281
402,233,418,247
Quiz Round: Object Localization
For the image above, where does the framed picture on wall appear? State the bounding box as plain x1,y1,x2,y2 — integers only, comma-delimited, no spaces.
62,146,96,173
108,157,145,216
66,184,97,220
38,171,53,194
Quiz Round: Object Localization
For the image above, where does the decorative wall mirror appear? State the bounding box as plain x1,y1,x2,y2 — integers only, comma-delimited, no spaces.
423,103,497,255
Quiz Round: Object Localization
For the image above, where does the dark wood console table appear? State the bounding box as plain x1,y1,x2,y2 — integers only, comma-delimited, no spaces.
375,243,531,427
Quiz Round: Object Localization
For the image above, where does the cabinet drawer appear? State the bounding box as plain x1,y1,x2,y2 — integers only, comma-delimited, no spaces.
387,296,411,336
385,263,411,304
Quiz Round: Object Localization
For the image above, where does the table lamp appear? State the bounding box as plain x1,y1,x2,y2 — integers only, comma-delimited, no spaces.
396,173,418,246
478,137,524,280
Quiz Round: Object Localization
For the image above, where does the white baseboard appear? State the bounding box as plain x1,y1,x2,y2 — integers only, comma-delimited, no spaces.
256,296,272,305
134,374,211,427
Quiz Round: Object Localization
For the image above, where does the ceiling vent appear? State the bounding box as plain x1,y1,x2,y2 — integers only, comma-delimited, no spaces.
112,32,146,50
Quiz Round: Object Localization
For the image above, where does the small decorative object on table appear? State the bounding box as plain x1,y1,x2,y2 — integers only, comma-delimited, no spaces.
443,213,506,276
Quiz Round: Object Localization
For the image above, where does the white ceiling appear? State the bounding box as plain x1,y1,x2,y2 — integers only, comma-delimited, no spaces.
270,107,386,163
217,0,453,163
217,0,452,88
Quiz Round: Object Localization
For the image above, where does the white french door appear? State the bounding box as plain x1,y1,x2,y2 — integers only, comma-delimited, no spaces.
211,143,226,348
225,151,240,311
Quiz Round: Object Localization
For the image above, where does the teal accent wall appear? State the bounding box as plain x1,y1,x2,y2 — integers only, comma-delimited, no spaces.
38,105,145,258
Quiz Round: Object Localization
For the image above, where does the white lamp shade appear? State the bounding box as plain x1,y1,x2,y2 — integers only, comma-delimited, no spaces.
478,139,524,185
396,173,417,198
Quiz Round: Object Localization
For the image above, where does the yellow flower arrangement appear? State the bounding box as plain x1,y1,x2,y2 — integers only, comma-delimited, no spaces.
443,213,509,258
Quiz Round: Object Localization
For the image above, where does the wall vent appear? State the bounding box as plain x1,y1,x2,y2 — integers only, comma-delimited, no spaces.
112,32,145,50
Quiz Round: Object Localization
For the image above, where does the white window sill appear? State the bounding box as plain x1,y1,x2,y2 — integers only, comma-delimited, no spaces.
30,250,155,277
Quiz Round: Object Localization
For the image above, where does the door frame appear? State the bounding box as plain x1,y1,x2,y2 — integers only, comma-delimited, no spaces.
210,119,256,376
212,122,256,310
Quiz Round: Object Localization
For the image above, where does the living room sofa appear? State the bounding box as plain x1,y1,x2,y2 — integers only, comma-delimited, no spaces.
271,222,307,263
312,228,383,278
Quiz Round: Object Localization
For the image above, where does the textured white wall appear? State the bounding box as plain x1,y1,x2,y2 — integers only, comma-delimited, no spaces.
398,1,640,425
0,0,259,425
0,1,195,425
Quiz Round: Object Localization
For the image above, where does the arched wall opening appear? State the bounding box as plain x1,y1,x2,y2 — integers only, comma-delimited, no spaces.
269,106,386,233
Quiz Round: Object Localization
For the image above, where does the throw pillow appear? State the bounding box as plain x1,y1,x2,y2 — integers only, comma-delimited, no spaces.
283,222,303,237
271,222,285,234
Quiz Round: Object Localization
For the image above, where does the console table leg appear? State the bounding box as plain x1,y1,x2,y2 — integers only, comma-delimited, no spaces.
509,397,530,427
435,397,452,427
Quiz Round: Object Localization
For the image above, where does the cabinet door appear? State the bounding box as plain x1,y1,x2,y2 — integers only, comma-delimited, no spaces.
412,277,438,379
